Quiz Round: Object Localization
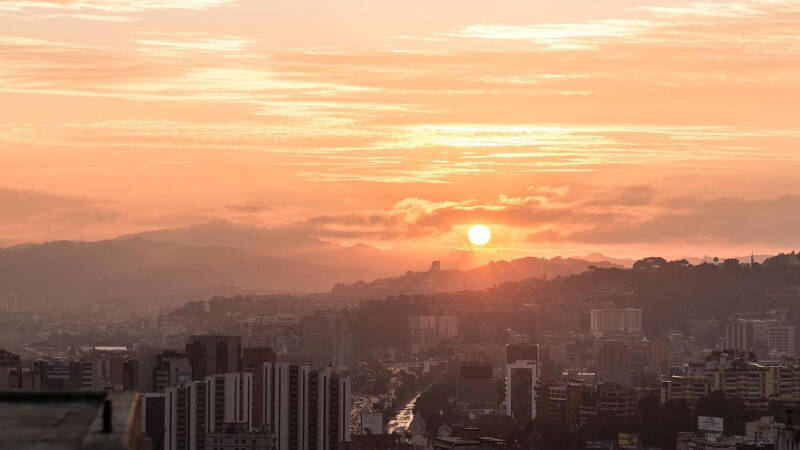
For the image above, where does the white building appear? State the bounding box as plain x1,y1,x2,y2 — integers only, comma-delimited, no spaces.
164,372,253,450
408,315,459,349
590,308,643,338
207,372,254,432
727,319,796,357
161,363,351,450
268,363,352,450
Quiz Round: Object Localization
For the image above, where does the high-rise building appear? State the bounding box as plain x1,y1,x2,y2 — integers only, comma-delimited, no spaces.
596,383,640,418
71,360,94,391
165,372,254,450
408,315,459,348
137,345,160,393
436,316,458,340
0,349,21,390
207,372,254,433
535,304,581,334
505,343,538,421
456,361,497,412
36,358,75,390
597,340,633,387
165,383,196,450
769,324,796,356
269,363,351,450
642,339,670,376
155,351,192,392
141,393,166,450
123,359,138,391
536,379,587,426
159,364,349,450
186,336,242,380
590,308,643,338
70,347,135,391
727,319,760,353
726,318,796,357
660,376,712,405
301,312,352,369
242,347,276,428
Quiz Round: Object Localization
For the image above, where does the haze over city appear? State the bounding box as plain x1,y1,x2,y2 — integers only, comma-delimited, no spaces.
2,1,800,450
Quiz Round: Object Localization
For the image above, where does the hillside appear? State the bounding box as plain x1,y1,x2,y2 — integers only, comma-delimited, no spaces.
329,256,620,301
124,222,498,278
491,256,800,334
0,238,369,313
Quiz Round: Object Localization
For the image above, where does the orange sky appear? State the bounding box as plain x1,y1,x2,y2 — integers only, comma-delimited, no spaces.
1,0,800,259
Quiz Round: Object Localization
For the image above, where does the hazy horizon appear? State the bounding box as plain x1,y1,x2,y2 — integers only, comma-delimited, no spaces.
0,219,784,265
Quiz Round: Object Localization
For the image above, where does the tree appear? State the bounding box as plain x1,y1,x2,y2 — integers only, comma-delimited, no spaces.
723,258,741,269
633,257,669,271
696,391,754,435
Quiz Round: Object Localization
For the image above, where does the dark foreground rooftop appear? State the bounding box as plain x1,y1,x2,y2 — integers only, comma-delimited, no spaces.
0,391,141,450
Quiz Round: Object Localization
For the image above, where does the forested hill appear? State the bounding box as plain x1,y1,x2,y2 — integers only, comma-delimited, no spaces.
494,256,800,335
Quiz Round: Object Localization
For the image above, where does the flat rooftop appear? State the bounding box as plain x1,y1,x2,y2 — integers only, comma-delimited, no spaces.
0,391,140,450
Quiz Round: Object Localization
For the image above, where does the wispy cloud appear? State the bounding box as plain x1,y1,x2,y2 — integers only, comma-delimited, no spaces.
635,2,768,18
2,0,800,252
0,0,234,13
132,31,256,57
3,119,800,187
440,20,655,50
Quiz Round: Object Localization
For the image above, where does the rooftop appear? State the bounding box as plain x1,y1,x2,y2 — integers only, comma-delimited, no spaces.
0,391,141,450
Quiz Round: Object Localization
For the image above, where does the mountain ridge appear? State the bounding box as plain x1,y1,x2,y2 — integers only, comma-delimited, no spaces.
328,255,622,301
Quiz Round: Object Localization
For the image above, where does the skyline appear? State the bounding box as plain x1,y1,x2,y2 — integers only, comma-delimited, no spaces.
2,0,800,259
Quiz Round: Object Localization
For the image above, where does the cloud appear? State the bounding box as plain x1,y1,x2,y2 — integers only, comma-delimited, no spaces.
440,20,655,50
553,195,800,247
0,0,233,14
132,32,256,58
635,2,769,18
2,183,799,254
270,188,800,251
0,36,167,92
0,186,227,245
0,119,381,151
0,187,92,220
224,204,273,214
2,0,800,254
0,187,124,244
3,118,800,187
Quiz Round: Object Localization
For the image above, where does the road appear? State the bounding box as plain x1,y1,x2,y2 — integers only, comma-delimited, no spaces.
386,393,420,435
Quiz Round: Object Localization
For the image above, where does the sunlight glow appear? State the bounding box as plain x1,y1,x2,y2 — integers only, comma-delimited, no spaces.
468,224,491,246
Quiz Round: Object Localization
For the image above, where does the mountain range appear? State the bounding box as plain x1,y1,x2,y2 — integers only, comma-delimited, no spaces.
0,237,360,313
0,222,629,313
123,222,481,274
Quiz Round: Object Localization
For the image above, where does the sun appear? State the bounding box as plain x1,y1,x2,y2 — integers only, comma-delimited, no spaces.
468,224,491,246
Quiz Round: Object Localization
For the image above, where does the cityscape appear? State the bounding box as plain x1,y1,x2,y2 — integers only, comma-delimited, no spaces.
4,255,800,449
2,0,800,450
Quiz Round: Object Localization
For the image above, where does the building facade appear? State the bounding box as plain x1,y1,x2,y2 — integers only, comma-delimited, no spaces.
505,344,539,421
590,308,643,338
185,336,242,381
